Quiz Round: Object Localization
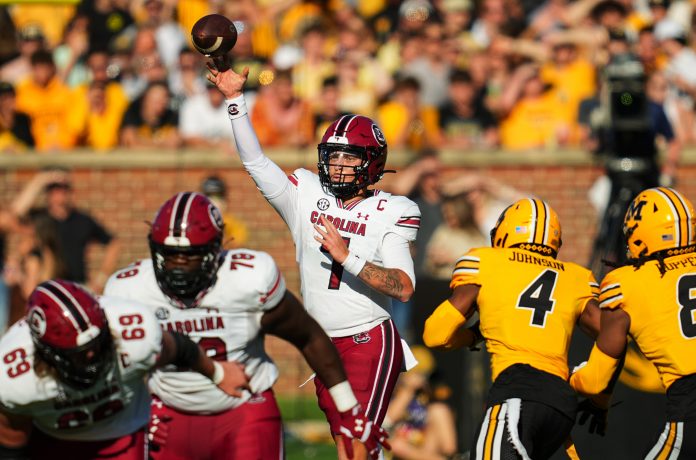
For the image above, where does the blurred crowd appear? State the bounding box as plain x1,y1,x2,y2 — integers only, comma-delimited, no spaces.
0,0,694,154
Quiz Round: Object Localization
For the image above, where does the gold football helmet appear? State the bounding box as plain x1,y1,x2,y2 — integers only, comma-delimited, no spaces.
623,187,696,259
490,198,562,257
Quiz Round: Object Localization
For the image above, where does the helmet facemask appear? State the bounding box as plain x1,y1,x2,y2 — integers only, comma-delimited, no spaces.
317,144,379,199
36,326,114,390
150,237,222,301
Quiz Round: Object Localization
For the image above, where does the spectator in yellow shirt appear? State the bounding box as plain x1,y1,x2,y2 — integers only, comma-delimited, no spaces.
15,50,76,152
499,64,568,150
377,76,441,151
540,42,596,145
69,50,129,151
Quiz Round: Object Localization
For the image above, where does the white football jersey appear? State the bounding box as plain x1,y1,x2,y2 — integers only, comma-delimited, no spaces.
0,297,161,441
104,249,285,413
284,169,420,337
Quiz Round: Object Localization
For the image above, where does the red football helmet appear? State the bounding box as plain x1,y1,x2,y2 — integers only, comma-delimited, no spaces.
318,114,388,198
149,192,224,301
27,280,112,389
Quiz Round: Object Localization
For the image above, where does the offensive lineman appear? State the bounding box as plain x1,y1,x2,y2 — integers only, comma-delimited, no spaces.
423,198,602,459
208,61,420,460
571,187,696,458
104,192,387,459
0,279,247,459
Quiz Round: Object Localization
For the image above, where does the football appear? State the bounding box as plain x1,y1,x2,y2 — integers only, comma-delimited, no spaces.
191,14,237,57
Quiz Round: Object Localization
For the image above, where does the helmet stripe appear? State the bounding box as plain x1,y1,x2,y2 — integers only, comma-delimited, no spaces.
665,188,693,246
533,198,549,244
333,115,353,137
528,198,539,244
543,200,551,246
655,188,683,247
170,192,193,239
38,281,89,332
180,192,199,240
342,115,359,133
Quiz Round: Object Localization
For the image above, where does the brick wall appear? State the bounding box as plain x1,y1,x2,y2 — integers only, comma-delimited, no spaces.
2,149,694,395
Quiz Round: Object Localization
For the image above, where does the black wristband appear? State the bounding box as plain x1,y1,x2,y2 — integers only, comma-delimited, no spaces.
170,332,201,369
0,444,29,460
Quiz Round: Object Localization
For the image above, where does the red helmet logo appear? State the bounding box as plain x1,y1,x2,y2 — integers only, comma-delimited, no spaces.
27,306,47,338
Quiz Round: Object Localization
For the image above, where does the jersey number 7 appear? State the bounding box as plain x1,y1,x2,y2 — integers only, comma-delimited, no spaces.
320,237,351,290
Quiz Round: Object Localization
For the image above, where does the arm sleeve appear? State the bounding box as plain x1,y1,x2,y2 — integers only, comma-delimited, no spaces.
381,232,416,288
227,96,299,229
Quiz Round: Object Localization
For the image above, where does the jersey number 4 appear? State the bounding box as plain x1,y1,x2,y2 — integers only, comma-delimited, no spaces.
516,270,558,328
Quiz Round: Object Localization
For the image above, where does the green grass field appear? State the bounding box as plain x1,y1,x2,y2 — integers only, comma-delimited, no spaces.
278,396,337,460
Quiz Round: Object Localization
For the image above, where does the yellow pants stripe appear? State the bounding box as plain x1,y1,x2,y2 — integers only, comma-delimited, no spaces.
656,422,676,460
484,404,502,459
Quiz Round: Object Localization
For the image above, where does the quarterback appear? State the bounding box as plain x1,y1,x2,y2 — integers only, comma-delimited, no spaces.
208,63,420,459
571,187,696,458
104,192,387,459
0,279,247,459
423,198,602,459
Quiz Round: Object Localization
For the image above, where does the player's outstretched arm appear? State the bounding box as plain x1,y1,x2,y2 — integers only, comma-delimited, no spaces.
207,60,299,224
423,284,481,350
0,410,31,458
314,215,414,302
570,307,629,436
261,291,390,459
157,332,250,398
570,307,629,396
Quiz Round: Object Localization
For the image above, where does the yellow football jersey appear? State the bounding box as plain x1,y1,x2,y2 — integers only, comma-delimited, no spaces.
599,252,696,390
452,247,598,381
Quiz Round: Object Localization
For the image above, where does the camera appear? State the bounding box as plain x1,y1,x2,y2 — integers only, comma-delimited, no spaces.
592,53,653,159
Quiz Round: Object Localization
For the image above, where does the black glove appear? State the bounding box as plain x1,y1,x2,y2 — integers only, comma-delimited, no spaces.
577,398,608,436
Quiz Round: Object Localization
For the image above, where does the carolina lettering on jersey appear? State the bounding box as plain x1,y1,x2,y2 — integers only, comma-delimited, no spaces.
310,211,367,236
161,316,224,334
452,246,597,381
508,250,566,271
53,384,120,410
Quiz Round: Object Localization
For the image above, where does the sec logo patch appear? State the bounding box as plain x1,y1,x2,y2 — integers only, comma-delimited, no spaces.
317,198,330,211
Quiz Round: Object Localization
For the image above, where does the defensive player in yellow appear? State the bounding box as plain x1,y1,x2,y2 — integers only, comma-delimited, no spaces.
570,187,696,459
423,198,602,459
